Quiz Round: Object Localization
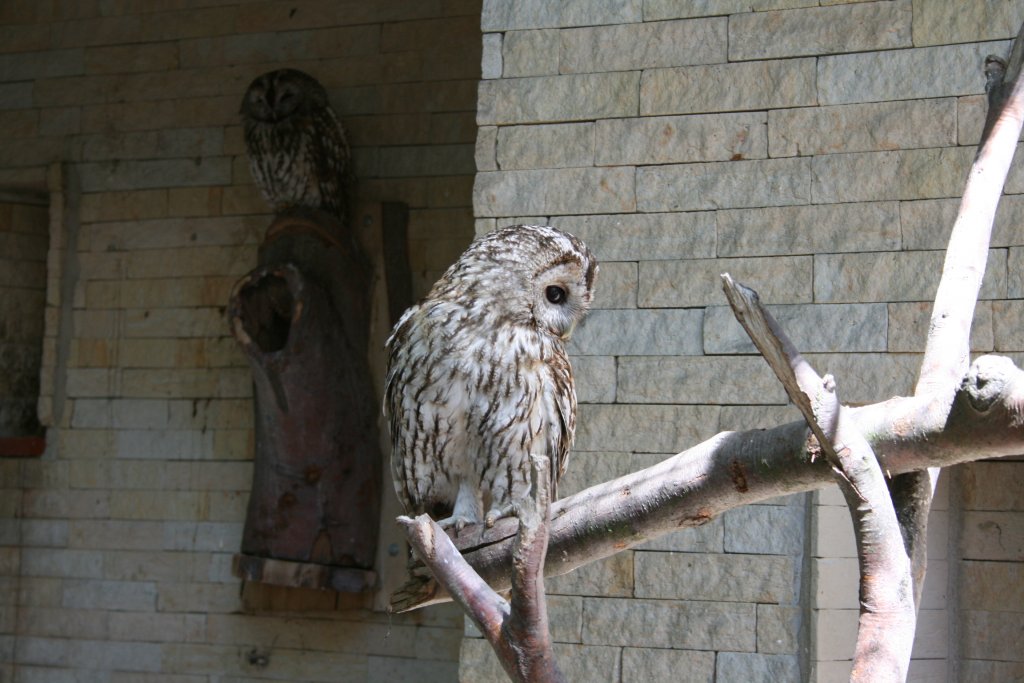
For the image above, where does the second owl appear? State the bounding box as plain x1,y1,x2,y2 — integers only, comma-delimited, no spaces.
385,225,598,530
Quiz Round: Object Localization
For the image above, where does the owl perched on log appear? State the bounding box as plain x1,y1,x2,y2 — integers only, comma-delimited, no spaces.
240,68,352,221
385,225,598,530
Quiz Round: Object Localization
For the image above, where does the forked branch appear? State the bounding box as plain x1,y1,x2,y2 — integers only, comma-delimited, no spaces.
723,277,915,682
397,456,563,683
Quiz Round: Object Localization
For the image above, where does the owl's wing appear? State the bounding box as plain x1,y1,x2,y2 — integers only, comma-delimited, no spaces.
384,308,421,516
550,362,577,498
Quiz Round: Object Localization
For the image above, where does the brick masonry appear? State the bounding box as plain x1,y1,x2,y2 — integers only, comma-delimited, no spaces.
2,2,1024,683
0,3,483,683
464,1,1024,682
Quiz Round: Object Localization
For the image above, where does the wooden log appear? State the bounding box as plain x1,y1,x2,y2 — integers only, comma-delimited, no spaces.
229,208,385,591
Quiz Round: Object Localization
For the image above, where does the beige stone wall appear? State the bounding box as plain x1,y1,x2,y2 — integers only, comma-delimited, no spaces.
465,1,1024,681
0,2,481,682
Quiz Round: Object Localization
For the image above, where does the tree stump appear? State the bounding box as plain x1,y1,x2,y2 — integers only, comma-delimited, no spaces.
230,206,405,592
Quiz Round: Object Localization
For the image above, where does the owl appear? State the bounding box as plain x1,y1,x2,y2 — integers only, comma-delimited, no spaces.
240,68,352,221
385,225,598,530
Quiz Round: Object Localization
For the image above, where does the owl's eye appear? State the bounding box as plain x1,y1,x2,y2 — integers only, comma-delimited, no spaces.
545,285,567,304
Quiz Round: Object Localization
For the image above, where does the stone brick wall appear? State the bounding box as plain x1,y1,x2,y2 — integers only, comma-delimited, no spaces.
465,1,1024,681
0,3,481,682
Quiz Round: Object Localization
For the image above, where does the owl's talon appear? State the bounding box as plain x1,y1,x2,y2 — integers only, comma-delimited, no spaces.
437,515,475,532
484,504,518,528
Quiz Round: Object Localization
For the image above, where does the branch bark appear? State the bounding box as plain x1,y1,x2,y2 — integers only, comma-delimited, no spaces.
392,364,1024,612
398,456,564,683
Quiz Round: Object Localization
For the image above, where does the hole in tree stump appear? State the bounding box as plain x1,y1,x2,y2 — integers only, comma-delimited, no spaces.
238,274,295,353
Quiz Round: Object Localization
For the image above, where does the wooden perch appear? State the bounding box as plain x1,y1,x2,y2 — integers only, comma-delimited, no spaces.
399,456,564,683
723,276,915,682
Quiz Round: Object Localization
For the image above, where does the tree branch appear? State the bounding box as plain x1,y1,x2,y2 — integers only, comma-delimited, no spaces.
391,360,1024,612
723,276,915,682
397,456,564,683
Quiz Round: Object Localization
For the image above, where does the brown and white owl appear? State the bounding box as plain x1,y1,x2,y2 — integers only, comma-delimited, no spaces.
240,68,352,221
385,225,598,530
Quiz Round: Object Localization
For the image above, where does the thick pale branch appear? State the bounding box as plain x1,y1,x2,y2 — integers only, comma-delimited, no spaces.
917,21,1024,401
724,275,915,682
392,356,1024,612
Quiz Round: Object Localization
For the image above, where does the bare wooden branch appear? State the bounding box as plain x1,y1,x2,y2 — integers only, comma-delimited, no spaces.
391,359,1024,612
895,22,1024,615
397,456,563,683
723,275,915,681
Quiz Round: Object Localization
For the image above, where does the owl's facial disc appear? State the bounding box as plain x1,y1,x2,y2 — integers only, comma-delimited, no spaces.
535,260,595,340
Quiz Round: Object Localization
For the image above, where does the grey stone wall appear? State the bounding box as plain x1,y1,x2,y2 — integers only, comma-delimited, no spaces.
465,1,1024,681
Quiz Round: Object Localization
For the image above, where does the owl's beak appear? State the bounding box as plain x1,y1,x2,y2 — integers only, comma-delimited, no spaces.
559,319,577,341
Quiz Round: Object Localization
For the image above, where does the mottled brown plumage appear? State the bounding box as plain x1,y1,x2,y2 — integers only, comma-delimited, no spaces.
385,225,598,529
240,68,352,221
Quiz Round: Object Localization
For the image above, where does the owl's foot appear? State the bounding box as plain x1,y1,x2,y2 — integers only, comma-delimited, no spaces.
484,503,518,528
436,515,476,533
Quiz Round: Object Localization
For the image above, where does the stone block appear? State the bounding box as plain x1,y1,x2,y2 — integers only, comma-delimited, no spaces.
61,579,157,611
960,611,1024,661
582,596,756,651
757,604,801,655
634,551,793,603
550,211,716,261
560,17,726,73
496,122,594,169
77,158,231,192
460,639,621,682
474,167,635,217
576,404,721,453
718,403,802,433
502,29,559,77
621,647,715,682
912,0,1024,46
370,657,457,683
724,503,805,555
717,652,800,681
961,461,1024,511
901,195,1024,250
572,355,616,404
704,303,888,355
1012,247,1024,298
637,158,811,212
481,0,641,30
992,300,1024,351
812,504,856,559
770,98,955,157
641,58,816,116
814,250,1006,303
960,660,1024,682
812,147,974,204
548,552,634,597
645,0,816,20
912,609,948,659
812,558,859,609
596,111,766,166
557,451,664,497
591,261,636,310
568,308,704,356
640,255,813,308
888,301,994,353
729,1,910,61
477,72,639,125
19,549,103,579
616,356,788,405
803,352,919,403
818,41,1006,105
961,511,1024,561
480,33,501,79
638,516,724,553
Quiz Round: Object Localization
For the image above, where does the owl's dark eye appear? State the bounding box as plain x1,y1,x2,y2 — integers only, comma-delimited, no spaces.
545,285,567,304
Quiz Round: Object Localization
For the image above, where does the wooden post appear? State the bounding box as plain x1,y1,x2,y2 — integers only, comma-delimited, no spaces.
230,205,408,593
